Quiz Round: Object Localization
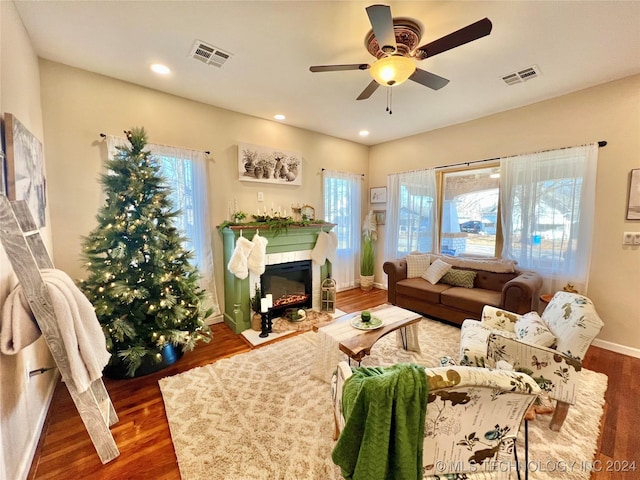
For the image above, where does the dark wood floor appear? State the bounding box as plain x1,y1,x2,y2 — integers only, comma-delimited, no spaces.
28,288,639,479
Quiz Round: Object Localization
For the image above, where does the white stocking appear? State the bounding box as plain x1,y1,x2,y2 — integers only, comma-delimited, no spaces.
326,231,338,264
311,231,329,266
248,232,269,276
227,236,254,279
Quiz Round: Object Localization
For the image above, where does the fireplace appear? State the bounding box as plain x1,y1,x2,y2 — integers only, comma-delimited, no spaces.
220,224,334,334
261,260,312,317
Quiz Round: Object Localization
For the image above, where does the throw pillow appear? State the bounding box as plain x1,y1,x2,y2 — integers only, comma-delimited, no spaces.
515,311,556,348
406,253,431,278
421,259,452,284
440,269,477,288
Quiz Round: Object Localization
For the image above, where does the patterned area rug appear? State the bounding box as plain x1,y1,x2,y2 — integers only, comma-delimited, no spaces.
159,318,607,480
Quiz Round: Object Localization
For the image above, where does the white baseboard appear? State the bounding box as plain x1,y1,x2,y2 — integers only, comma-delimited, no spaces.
206,313,224,325
17,372,59,480
592,338,640,359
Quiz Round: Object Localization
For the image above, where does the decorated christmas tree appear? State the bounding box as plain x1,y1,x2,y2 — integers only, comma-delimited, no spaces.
81,127,212,377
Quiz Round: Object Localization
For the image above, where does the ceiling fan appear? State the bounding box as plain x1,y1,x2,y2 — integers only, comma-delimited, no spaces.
309,4,492,102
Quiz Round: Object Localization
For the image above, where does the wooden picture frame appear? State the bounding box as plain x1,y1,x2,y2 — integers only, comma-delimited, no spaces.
238,142,302,186
627,168,640,220
4,113,47,227
370,186,387,204
373,209,386,225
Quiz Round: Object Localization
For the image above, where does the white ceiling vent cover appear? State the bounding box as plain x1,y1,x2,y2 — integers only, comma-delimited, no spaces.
190,40,233,68
501,65,542,86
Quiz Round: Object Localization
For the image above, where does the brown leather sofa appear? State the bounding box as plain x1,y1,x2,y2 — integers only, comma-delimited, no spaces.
383,256,543,326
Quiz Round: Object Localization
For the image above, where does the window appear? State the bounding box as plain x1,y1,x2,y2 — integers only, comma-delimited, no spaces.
323,170,361,290
385,169,438,260
440,167,499,257
500,144,597,292
386,144,598,292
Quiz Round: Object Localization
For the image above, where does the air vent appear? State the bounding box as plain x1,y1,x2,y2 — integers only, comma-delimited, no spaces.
190,40,233,68
501,65,542,86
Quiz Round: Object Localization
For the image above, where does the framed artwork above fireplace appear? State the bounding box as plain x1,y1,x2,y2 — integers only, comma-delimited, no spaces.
238,142,302,185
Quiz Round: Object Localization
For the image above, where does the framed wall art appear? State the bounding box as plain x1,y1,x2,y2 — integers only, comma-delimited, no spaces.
238,143,302,186
373,209,386,225
627,168,640,220
4,113,47,227
370,186,387,204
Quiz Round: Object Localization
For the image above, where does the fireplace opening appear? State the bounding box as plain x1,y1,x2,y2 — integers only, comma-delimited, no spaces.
261,260,312,317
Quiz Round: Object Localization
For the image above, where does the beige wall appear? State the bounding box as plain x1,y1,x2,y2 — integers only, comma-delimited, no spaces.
0,2,57,479
38,60,370,312
370,74,640,353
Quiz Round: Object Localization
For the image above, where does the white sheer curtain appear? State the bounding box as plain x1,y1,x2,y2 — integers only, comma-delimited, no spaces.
500,144,598,294
385,169,438,261
323,169,362,291
106,135,220,318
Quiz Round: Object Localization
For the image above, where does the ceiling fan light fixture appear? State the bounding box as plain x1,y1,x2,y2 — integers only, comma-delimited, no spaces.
369,55,415,86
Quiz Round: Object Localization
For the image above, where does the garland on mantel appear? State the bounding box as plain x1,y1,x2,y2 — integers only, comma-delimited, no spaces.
218,216,332,236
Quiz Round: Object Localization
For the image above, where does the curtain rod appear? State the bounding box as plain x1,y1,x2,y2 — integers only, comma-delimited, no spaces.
99,132,210,155
435,140,607,171
321,168,364,176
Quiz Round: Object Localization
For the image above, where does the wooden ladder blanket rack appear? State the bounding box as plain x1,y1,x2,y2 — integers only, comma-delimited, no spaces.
0,196,119,463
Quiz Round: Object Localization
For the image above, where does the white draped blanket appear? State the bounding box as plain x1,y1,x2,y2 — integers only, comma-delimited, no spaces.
0,269,110,392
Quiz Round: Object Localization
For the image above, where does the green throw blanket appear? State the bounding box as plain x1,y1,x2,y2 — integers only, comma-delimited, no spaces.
331,363,428,480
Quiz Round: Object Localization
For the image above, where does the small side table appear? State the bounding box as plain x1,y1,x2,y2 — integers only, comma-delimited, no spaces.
540,293,554,304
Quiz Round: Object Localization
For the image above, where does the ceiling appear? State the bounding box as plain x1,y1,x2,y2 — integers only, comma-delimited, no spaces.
13,1,640,146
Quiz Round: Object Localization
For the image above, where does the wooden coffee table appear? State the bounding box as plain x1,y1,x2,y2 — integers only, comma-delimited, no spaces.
311,305,422,382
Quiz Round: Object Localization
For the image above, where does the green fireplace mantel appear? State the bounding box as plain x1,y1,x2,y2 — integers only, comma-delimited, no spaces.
220,224,335,333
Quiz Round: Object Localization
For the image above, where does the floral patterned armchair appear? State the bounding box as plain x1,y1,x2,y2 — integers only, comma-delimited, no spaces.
459,292,604,431
331,362,540,479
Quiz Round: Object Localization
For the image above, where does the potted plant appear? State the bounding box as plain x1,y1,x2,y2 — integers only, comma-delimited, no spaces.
233,210,247,223
250,284,263,331
360,210,377,291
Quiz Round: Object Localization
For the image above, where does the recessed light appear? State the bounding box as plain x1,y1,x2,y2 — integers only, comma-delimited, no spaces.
151,63,171,75
359,130,370,137
274,114,286,121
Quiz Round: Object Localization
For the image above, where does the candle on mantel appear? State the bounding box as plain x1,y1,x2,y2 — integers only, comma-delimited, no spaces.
266,294,273,309
261,298,269,313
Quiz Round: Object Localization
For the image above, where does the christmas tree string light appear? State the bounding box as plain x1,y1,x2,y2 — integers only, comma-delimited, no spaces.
81,127,212,377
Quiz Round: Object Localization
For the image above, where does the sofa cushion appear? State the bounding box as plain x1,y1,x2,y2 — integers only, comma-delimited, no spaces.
515,311,556,348
441,287,501,317
396,278,451,304
406,253,431,278
440,269,477,288
421,259,451,284
473,270,518,291
434,254,517,273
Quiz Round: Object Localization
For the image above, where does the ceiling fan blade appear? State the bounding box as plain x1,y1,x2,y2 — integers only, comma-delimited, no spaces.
415,18,492,60
409,68,450,90
366,4,397,54
309,64,370,72
356,80,380,100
